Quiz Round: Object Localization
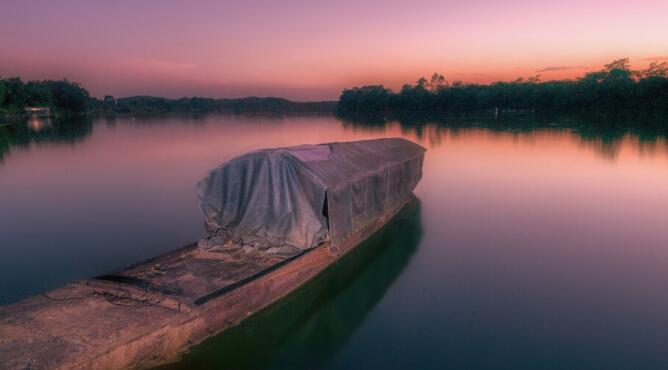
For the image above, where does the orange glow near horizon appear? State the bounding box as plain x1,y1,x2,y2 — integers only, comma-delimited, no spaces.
1,0,667,100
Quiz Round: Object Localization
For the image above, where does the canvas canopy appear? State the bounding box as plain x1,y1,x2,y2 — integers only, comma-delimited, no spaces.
197,138,425,253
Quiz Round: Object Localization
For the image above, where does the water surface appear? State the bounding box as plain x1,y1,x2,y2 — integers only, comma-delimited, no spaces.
1,114,668,369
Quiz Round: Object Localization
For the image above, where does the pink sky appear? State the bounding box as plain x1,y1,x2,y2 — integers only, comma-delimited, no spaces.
1,0,667,100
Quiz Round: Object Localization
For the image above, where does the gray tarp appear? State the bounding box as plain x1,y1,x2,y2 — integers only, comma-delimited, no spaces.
197,138,425,252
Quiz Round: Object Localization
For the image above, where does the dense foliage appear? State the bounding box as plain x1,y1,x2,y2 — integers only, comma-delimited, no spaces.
0,77,93,113
337,59,668,117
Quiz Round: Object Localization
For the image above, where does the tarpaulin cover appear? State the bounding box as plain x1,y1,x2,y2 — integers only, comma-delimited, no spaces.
197,138,425,252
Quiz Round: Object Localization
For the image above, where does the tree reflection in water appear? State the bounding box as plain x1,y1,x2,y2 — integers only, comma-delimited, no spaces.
339,111,668,161
0,115,93,162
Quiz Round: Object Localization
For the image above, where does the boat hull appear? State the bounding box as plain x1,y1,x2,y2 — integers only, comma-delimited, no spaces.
0,195,417,370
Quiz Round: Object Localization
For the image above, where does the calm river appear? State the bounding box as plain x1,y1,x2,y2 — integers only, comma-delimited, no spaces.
1,114,668,369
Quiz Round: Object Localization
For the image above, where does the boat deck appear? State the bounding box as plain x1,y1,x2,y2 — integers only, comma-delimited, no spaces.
102,244,293,305
0,244,317,369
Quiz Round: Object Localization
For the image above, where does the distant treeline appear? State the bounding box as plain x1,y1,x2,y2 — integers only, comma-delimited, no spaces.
337,59,668,118
111,96,336,114
0,77,336,116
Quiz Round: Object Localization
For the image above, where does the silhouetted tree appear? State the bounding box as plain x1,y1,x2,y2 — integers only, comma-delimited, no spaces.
0,78,6,110
25,81,54,107
337,85,391,115
429,73,447,91
643,62,668,78
45,80,90,111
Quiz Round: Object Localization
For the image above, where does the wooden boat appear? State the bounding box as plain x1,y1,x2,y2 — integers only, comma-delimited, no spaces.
168,196,422,369
0,138,425,369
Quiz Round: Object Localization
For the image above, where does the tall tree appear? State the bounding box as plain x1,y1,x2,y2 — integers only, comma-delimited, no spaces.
0,78,6,108
428,73,447,91
643,62,668,78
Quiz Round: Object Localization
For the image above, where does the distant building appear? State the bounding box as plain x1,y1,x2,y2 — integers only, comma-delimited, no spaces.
24,107,51,118
103,95,116,107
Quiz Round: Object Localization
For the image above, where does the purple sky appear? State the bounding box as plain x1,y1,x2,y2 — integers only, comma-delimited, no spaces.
1,0,667,100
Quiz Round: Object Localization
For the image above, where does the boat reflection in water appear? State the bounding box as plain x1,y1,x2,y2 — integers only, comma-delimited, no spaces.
162,197,423,370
